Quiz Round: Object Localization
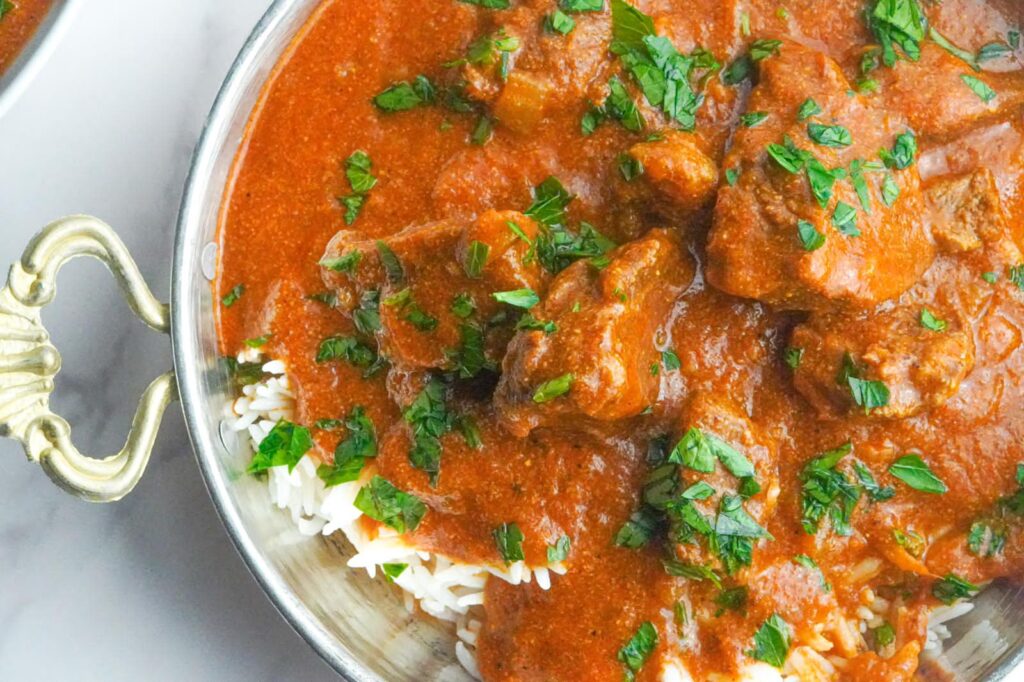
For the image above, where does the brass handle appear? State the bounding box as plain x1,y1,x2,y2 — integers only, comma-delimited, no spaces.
0,215,177,502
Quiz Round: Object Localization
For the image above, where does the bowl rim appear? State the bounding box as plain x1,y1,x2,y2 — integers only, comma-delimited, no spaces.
170,0,368,679
0,0,79,120
166,2,1024,681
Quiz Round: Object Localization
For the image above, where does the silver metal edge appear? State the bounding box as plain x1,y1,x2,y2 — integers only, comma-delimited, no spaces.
0,0,79,120
170,1,370,679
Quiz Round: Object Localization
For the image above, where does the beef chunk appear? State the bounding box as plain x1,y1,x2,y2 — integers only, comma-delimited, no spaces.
926,167,1009,254
790,168,1023,419
495,229,692,435
320,210,546,370
879,44,1024,144
706,41,933,311
625,132,720,222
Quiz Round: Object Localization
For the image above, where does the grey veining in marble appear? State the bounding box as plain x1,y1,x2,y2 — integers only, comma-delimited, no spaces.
0,2,337,679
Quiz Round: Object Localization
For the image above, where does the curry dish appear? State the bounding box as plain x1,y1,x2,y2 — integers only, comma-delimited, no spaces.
0,0,53,77
216,0,1024,679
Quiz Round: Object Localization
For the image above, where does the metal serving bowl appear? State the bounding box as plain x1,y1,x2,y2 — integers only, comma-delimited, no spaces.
0,0,77,118
1,1,1022,680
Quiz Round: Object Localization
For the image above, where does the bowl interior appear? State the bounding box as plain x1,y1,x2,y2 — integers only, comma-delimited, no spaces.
170,1,1024,680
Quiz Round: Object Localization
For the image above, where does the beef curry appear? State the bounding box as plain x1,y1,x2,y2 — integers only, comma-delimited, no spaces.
0,0,53,77
217,0,1024,679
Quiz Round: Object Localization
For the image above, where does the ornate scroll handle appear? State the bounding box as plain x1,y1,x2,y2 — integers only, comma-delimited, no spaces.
0,216,177,502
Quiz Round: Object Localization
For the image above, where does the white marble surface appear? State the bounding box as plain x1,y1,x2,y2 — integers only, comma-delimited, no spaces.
0,2,338,680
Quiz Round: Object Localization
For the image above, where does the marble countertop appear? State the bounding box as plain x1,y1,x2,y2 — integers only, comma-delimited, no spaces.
0,2,338,679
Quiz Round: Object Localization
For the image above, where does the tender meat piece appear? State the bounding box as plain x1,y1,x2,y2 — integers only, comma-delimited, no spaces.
791,306,976,420
790,168,1023,419
320,209,546,370
707,41,933,311
880,44,1024,144
495,229,692,436
626,132,720,221
926,167,1009,253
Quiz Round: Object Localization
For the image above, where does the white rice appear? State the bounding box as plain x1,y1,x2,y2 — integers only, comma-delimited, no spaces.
226,349,983,681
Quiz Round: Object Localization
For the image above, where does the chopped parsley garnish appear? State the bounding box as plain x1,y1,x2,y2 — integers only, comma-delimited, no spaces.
532,373,574,403
470,115,494,145
983,271,999,284
893,528,925,556
920,308,947,332
888,454,948,494
221,283,244,307
868,0,927,67
669,427,754,477
880,130,918,170
339,195,365,225
797,219,826,251
968,521,1007,557
373,75,436,112
244,334,271,348
224,357,266,388
516,313,558,334
383,288,438,331
618,622,658,681
382,563,408,582
725,168,739,186
740,112,769,128
662,560,723,587
932,573,979,605
353,289,382,334
546,9,575,35
403,379,453,485
546,535,571,563
306,290,339,307
977,41,1013,63
561,0,603,10
248,420,313,473
354,475,427,534
793,554,831,592
1010,30,1021,50
0,1,11,20
881,173,900,206
609,0,704,129
961,74,997,103
618,152,645,181
806,159,846,207
321,251,361,274
873,622,896,648
799,442,861,536
492,288,540,309
784,347,804,369
464,240,490,278
451,293,476,318
797,98,822,121
603,75,646,132
525,176,573,226
767,137,808,174
447,323,491,378
929,27,980,70
714,586,748,615
850,161,872,212
661,349,681,370
493,522,525,563
832,201,860,237
840,353,890,412
316,335,377,368
615,506,661,548
316,406,377,487
376,241,404,283
747,614,792,668
853,461,896,502
1011,264,1024,290
458,0,511,8
749,39,782,61
345,150,377,193
807,123,852,148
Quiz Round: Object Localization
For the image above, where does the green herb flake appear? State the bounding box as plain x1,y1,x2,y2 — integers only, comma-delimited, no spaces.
451,293,476,318
932,573,980,605
345,150,377,194
832,201,860,237
797,98,822,121
249,420,314,473
983,271,999,284
797,219,826,251
868,0,926,67
889,454,948,494
618,622,659,680
874,622,896,648
881,173,900,206
546,9,576,35
464,240,490,278
740,112,770,128
853,461,896,502
880,130,918,170
316,335,376,368
516,313,558,334
920,308,947,332
320,251,362,274
493,522,525,563
532,373,574,403
799,442,860,536
316,406,377,487
725,168,739,186
221,284,245,307
715,586,749,615
354,476,428,533
662,349,681,371
747,614,792,668
794,554,832,592
808,123,852,148
373,76,436,112
930,27,980,70
458,0,511,8
546,535,571,563
492,288,540,309
615,506,661,548
784,346,804,369
382,563,408,582
604,75,646,132
244,334,271,349
961,74,997,103
967,521,1006,557
618,152,645,182
376,241,405,283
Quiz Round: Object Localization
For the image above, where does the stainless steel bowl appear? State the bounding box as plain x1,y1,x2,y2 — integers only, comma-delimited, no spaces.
1,1,1023,680
0,0,77,118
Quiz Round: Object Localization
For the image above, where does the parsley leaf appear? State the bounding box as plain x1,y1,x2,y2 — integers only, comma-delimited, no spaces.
868,0,927,67
458,0,511,8
800,442,861,536
376,241,405,283
740,111,769,127
661,349,681,370
808,123,852,148
354,476,427,533
373,76,436,112
345,150,377,193
920,308,947,332
316,335,377,368
221,283,244,307
797,219,826,251
618,622,658,681
249,420,313,473
464,240,490,278
961,74,997,103
546,9,576,35
615,506,661,548
546,535,571,562
881,173,900,206
888,454,948,494
832,201,860,237
880,130,918,169
853,461,896,502
797,98,822,121
403,379,453,485
320,251,361,274
493,522,525,563
747,614,792,668
932,573,979,604
316,406,377,487
492,288,540,309
533,373,574,403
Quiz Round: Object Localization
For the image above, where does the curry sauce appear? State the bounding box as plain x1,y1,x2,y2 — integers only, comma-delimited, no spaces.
217,1,1024,679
